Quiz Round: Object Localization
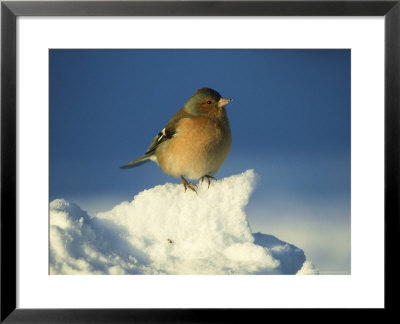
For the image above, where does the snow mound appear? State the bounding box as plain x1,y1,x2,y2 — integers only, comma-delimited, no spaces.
50,170,317,275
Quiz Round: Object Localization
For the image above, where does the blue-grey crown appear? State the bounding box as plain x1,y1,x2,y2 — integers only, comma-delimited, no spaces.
194,88,222,101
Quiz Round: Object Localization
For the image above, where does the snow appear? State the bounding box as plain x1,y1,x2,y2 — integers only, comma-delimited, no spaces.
50,170,318,275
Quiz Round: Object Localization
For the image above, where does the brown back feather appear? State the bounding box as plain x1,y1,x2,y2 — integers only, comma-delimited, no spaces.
145,107,194,155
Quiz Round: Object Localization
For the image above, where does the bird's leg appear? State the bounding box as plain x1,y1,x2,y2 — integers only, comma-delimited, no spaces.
181,176,197,193
201,175,217,188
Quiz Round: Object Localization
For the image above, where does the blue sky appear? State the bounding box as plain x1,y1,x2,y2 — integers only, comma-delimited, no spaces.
49,49,350,273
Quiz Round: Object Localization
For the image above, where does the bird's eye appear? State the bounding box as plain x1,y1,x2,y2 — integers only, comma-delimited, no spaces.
207,100,212,104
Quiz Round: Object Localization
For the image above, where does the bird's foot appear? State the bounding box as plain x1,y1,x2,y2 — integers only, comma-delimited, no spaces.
181,176,198,193
201,175,217,188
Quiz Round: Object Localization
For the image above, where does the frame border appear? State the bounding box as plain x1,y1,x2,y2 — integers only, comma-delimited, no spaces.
1,0,399,322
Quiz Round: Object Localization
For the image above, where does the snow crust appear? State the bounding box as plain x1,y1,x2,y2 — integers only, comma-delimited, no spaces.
50,170,317,275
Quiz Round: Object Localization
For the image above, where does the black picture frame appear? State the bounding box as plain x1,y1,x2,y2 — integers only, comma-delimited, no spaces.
1,0,399,322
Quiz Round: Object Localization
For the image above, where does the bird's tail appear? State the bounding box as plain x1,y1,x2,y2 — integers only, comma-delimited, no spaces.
120,154,153,169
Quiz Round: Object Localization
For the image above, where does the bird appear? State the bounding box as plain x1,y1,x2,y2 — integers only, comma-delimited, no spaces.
120,87,232,193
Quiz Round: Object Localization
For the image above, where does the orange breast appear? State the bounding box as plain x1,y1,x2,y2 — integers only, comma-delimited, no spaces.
155,116,231,180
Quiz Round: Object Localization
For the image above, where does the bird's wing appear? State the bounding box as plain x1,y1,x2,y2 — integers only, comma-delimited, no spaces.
145,108,193,155
145,127,173,155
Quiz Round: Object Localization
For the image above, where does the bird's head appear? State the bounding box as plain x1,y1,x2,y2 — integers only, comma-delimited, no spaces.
184,88,232,116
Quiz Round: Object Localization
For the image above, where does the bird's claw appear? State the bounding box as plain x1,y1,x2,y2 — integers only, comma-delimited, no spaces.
201,175,217,188
181,176,198,193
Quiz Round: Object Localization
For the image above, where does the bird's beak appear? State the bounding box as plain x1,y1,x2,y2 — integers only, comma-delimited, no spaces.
218,97,232,107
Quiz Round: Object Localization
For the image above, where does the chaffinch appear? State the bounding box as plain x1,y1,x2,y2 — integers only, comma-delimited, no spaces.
121,87,232,192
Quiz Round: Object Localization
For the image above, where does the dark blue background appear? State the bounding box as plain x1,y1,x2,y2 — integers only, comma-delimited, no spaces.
50,49,350,215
